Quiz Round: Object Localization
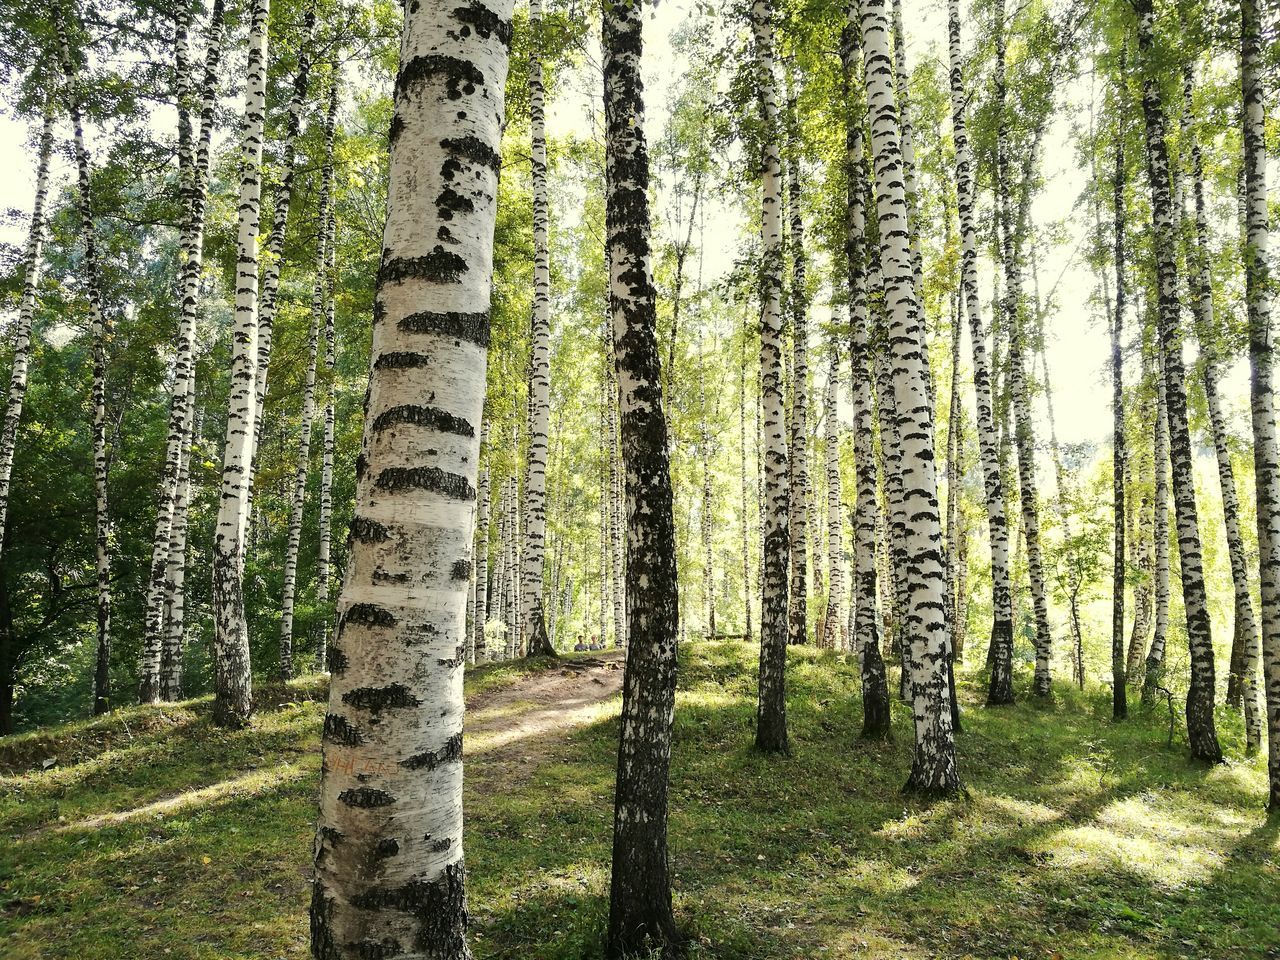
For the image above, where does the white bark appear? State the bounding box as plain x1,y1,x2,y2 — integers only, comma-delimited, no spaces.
310,0,513,953
211,0,270,728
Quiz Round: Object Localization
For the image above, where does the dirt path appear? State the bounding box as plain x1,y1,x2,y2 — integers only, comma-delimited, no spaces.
465,651,625,782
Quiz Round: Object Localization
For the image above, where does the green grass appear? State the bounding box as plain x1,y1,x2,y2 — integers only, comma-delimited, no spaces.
1,642,1276,959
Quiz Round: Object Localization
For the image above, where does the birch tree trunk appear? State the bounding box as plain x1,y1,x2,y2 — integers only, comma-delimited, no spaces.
1135,0,1222,763
609,337,626,650
472,420,490,663
316,80,341,672
740,317,754,643
947,0,1014,705
786,102,809,649
858,0,959,794
1241,0,1280,806
139,1,227,703
210,0,270,729
752,0,790,755
1142,342,1171,706
0,107,53,564
521,0,553,656
247,14,317,527
994,1,1052,698
278,83,337,680
309,0,512,953
602,0,683,949
701,348,716,637
1111,128,1128,719
160,399,200,701
58,23,114,721
1186,129,1261,750
823,355,844,650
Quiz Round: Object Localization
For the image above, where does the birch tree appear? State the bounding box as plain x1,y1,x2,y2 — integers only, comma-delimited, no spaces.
1134,0,1221,762
1111,125,1127,719
752,0,789,755
602,0,683,950
858,0,959,793
1241,0,1280,806
521,0,554,657
309,0,513,953
278,79,337,680
210,0,270,728
948,0,1014,705
0,108,53,566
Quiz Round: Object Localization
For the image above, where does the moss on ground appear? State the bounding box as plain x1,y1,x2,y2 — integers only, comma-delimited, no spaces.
1,642,1275,958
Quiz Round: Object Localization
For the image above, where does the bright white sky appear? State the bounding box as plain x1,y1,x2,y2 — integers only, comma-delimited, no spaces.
0,0,1263,450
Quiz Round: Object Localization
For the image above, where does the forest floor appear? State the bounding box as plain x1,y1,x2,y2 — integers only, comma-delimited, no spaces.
1,641,1277,959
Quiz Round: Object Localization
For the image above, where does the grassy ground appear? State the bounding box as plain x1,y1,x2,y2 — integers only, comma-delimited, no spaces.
1,642,1276,959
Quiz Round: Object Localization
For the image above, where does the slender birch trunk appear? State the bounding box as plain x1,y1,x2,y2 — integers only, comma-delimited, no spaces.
1142,342,1171,705
610,340,626,650
752,0,790,755
139,2,228,702
278,84,337,680
309,0,512,953
1183,121,1261,749
247,13,318,530
316,79,341,672
1112,126,1128,719
521,0,553,656
824,355,844,650
740,316,754,643
946,290,967,663
701,345,716,637
210,0,270,729
1241,0,1280,806
947,0,1014,704
0,107,53,563
58,23,113,720
160,399,200,701
472,420,490,663
859,0,959,793
1135,0,1221,762
994,1,1052,698
786,96,809,649
602,0,683,949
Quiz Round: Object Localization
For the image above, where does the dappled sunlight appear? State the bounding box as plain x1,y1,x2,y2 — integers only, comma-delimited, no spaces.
31,762,310,838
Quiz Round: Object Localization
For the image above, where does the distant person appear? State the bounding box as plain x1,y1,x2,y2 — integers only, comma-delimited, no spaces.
573,636,587,652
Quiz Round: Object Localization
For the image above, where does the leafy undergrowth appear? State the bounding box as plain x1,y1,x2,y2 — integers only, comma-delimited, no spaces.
1,642,1276,959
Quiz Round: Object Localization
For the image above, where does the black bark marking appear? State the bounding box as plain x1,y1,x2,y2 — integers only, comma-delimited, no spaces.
379,250,467,286
373,405,474,436
442,134,501,171
451,1,512,45
338,786,395,808
398,309,490,347
323,713,364,745
350,516,391,543
374,351,432,370
400,731,463,770
327,646,349,675
343,683,423,712
451,559,472,580
343,603,398,629
375,466,475,500
396,55,483,101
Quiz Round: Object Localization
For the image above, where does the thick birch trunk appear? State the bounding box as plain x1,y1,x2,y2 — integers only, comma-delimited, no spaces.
752,0,790,755
858,0,959,794
210,0,270,729
1241,0,1280,806
308,0,512,954
947,0,1014,704
1135,0,1222,763
602,0,683,950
